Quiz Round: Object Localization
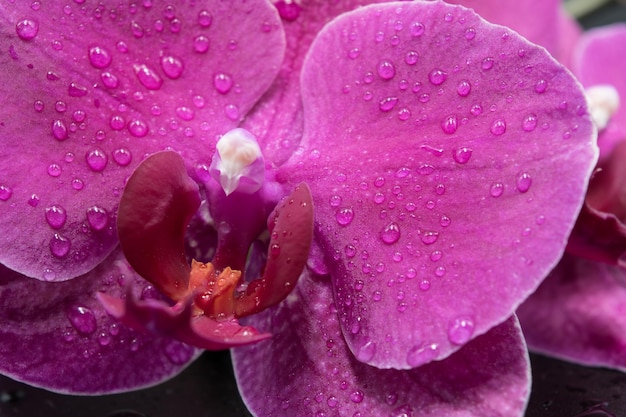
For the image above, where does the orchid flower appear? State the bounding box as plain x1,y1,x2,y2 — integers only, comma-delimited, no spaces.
0,1,599,416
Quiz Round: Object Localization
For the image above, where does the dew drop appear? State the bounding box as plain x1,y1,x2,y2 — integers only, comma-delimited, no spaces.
72,178,84,190
522,114,538,132
490,119,506,136
428,69,447,86
410,21,425,37
34,100,44,112
68,82,88,97
128,120,148,137
160,55,184,79
453,147,472,164
176,107,194,121
405,50,419,65
134,64,163,90
0,185,13,201
193,35,210,53
406,343,439,367
86,206,108,230
490,182,504,197
51,120,68,141
16,19,39,40
335,208,354,226
109,115,125,130
101,71,119,88
112,148,132,166
356,340,376,362
377,59,396,80
45,205,67,229
50,233,71,258
380,222,400,244
470,103,483,116
516,172,532,193
66,305,97,335
197,9,212,27
379,96,398,112
481,57,494,70
350,390,364,403
397,107,411,121
464,27,476,40
88,46,112,69
441,115,458,134
456,80,471,97
535,79,547,93
224,104,240,120
164,340,194,365
47,163,62,177
214,72,233,94
421,231,439,245
86,149,108,172
448,316,475,345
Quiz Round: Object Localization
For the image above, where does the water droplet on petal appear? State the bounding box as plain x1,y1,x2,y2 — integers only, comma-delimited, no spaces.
405,50,419,65
448,316,475,345
410,21,425,37
481,57,494,70
464,27,476,40
66,305,97,335
516,172,532,193
421,231,439,245
197,9,212,27
86,206,108,230
128,120,148,137
535,79,547,93
50,233,71,258
16,19,39,40
335,208,354,226
224,104,240,120
380,222,400,244
522,114,538,132
88,46,112,69
490,119,506,136
134,64,163,90
428,69,447,86
456,80,471,97
86,149,108,172
47,164,62,177
350,390,364,403
193,35,210,53
0,185,13,201
441,115,458,134
214,72,233,94
164,340,194,364
377,59,396,80
45,205,67,229
379,96,398,112
453,147,472,164
112,148,132,166
356,340,376,362
490,182,504,197
51,120,68,141
406,343,439,367
68,82,88,97
160,56,184,79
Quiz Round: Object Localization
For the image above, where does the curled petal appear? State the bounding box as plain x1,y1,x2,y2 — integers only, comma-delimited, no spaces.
118,151,200,300
518,254,626,371
98,292,270,351
0,0,285,281
0,249,199,394
279,1,597,368
233,271,531,417
235,183,314,317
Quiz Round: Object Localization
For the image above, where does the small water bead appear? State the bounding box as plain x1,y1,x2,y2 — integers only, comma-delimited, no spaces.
86,206,108,230
50,233,71,258
348,48,360,59
193,35,210,53
350,390,364,403
0,185,13,201
464,27,476,40
34,100,44,112
419,279,431,291
51,120,68,141
51,39,63,51
522,113,538,132
490,119,507,136
116,40,129,53
68,82,88,98
456,80,471,97
66,305,97,335
98,331,112,346
418,164,434,175
374,193,385,204
375,31,384,43
72,110,86,123
329,195,342,207
441,115,458,134
72,178,84,190
134,64,163,90
470,103,483,116
55,101,67,113
428,69,447,86
356,340,376,362
112,148,132,166
16,19,39,40
516,172,532,193
397,107,411,121
434,266,446,277
535,79,547,93
481,57,494,70
101,71,120,88
86,149,108,172
380,222,400,244
128,120,148,137
131,20,144,37
45,205,67,229
435,184,445,195
224,104,240,120
490,182,504,197
421,231,439,245
47,163,62,177
161,56,184,79
410,21,425,37
453,147,472,164
448,316,475,345
406,343,439,367
377,59,396,80
379,96,398,112
176,107,194,121
335,207,354,226
197,9,212,27
28,194,40,207
88,46,112,69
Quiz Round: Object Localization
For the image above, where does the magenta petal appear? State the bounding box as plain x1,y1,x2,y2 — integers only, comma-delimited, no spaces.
0,0,285,281
118,151,200,300
574,24,626,159
518,254,626,371
233,272,530,416
279,2,597,368
0,249,200,394
98,293,270,351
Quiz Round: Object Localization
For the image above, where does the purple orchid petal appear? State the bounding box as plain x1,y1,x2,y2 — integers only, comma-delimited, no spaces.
518,254,626,371
118,151,200,300
232,271,531,416
279,1,597,368
235,183,314,317
0,249,200,394
98,292,270,351
242,0,384,166
0,0,285,281
567,141,626,266
573,24,626,159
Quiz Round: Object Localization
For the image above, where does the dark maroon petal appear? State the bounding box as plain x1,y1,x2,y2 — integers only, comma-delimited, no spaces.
232,271,531,416
242,0,384,166
235,183,314,317
0,0,285,281
279,1,597,368
98,292,270,351
518,254,626,370
118,151,200,300
0,249,200,394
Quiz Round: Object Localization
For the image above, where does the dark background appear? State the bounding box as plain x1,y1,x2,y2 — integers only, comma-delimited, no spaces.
2,1,626,416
